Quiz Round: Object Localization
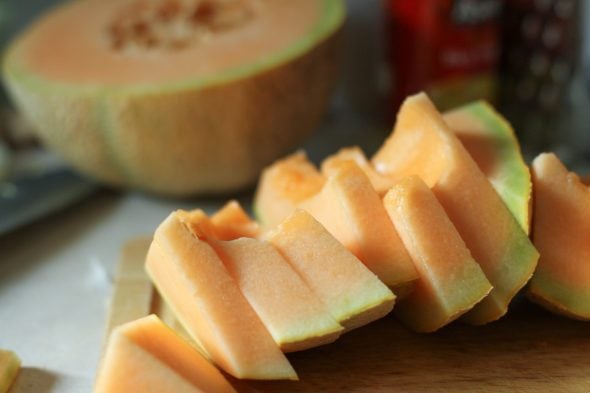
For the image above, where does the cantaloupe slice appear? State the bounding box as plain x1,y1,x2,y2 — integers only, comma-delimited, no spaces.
265,210,396,330
299,160,418,294
372,93,539,325
383,176,493,332
0,350,20,393
210,200,260,240
254,151,325,229
527,153,590,320
94,315,236,393
444,101,532,234
146,212,296,380
321,146,394,196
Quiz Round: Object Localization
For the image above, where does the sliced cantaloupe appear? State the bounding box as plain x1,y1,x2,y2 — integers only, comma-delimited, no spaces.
383,176,493,332
146,211,296,380
0,350,20,393
372,93,539,325
321,146,394,196
299,160,418,294
265,210,395,331
254,151,325,229
444,101,532,234
527,153,590,320
94,315,236,393
210,200,260,240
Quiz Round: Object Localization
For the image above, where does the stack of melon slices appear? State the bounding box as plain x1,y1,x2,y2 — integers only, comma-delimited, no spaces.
95,93,590,390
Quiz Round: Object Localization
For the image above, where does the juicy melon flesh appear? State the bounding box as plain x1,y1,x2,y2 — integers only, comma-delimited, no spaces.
265,210,395,331
372,93,539,325
444,101,531,234
210,200,260,240
146,212,296,380
528,153,590,320
94,315,236,393
383,176,492,332
299,160,418,294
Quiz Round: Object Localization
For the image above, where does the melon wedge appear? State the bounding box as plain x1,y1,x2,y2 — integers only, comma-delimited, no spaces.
383,176,493,332
254,151,325,229
527,153,590,320
265,210,395,330
146,212,296,380
3,0,344,195
299,160,418,294
210,200,260,240
321,146,394,196
0,350,20,393
95,315,236,393
444,101,532,234
373,93,539,325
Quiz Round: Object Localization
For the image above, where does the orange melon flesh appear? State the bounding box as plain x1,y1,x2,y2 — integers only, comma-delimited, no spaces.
265,210,396,331
383,176,493,332
210,200,260,240
209,237,344,352
299,160,418,294
527,153,590,320
372,93,539,325
95,315,236,393
254,151,325,229
321,146,394,196
444,101,532,234
146,212,296,380
0,350,20,393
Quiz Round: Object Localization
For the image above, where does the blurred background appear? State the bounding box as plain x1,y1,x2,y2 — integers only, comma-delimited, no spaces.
1,0,590,231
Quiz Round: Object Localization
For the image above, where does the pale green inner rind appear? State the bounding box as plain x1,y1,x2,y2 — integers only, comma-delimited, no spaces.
463,102,531,233
2,0,345,97
529,271,590,319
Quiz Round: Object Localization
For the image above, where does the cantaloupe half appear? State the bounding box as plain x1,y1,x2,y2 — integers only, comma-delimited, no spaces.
299,160,418,294
383,176,493,332
527,153,590,320
0,350,20,393
444,101,532,234
2,0,344,195
254,151,325,229
265,210,396,331
145,211,296,380
373,93,539,325
210,200,260,240
94,315,236,393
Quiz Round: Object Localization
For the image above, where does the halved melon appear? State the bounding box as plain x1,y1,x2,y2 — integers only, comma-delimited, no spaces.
254,151,325,229
299,160,418,294
2,0,344,195
444,101,531,234
146,211,296,380
383,176,492,332
210,200,260,240
0,350,20,393
527,153,590,320
372,93,539,325
265,210,395,331
94,315,236,393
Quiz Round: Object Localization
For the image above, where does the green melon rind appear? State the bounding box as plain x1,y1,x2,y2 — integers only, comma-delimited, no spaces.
2,0,345,96
528,271,590,321
449,101,531,234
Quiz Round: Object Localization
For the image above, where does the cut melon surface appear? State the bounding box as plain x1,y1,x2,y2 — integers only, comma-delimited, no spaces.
0,349,20,393
210,200,260,240
254,151,325,229
444,101,531,234
372,93,539,325
94,315,236,393
299,160,418,294
383,176,493,332
146,212,296,380
527,153,590,320
265,210,395,331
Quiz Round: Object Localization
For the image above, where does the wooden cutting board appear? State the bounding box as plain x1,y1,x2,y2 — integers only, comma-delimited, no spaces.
107,238,590,393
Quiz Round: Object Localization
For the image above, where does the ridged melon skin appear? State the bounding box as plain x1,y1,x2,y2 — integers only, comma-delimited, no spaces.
2,1,344,196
